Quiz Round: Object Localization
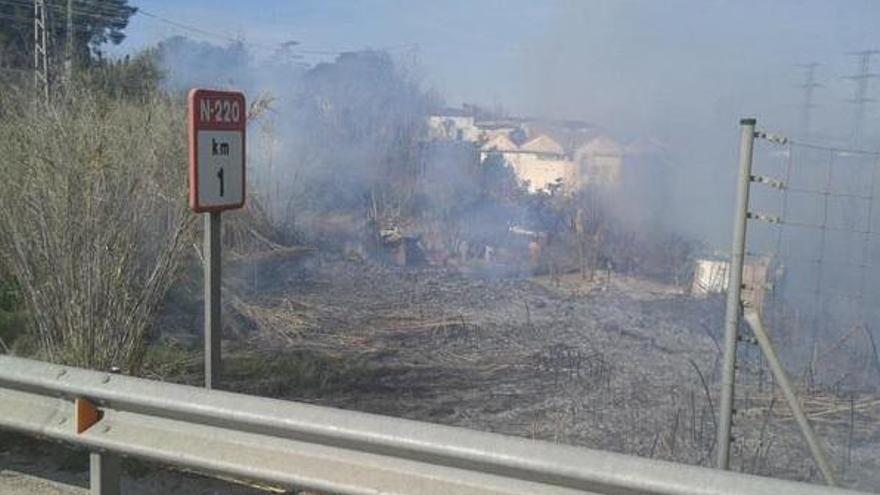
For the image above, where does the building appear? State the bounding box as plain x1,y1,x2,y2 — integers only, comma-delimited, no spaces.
480,133,579,194
427,108,481,142
691,256,774,312
427,108,624,195
574,136,623,187
514,135,578,193
481,133,518,156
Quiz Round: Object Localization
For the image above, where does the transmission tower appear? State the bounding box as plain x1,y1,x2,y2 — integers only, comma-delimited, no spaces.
796,63,821,139
33,0,49,102
843,50,880,146
64,0,73,82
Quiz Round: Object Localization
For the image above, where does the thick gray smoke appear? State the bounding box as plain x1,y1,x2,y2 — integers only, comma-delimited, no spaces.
516,0,880,249
153,0,880,373
492,1,880,366
158,38,441,244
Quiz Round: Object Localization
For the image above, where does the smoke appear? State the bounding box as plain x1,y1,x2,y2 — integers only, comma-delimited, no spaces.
488,0,880,372
151,3,880,267
515,0,880,249
157,38,437,244
150,2,880,250
152,33,695,279
144,0,880,385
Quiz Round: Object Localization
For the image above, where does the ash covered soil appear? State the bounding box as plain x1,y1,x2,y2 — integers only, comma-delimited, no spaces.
205,255,878,491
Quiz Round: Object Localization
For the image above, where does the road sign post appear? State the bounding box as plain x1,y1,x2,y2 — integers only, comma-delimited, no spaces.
188,89,246,389
204,211,221,390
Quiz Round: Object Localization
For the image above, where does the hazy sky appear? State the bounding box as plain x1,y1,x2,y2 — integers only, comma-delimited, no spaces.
113,0,880,246
115,1,880,136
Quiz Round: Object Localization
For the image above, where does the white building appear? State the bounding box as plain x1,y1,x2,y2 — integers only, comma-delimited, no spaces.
427,108,482,142
480,134,579,194
427,108,625,195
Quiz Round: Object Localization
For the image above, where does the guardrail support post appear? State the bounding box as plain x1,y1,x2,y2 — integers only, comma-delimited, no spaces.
90,452,121,495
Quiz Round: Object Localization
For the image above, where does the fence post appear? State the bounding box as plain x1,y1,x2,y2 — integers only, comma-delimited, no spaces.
743,310,837,485
716,117,756,470
90,452,121,495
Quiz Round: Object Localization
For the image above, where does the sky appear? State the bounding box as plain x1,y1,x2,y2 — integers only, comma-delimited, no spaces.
111,0,557,111
113,1,880,135
110,0,880,247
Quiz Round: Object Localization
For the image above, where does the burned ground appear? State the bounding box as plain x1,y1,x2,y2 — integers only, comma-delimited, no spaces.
157,253,880,491
4,253,878,492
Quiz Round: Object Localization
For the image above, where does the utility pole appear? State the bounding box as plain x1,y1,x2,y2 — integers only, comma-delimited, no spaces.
33,0,49,102
843,50,880,147
716,118,756,470
796,63,821,139
65,0,74,82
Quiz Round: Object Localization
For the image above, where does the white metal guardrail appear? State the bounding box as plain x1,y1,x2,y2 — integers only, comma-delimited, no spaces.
0,355,873,495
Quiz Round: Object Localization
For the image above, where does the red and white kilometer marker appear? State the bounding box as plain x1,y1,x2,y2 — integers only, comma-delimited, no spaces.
188,89,246,212
187,88,246,390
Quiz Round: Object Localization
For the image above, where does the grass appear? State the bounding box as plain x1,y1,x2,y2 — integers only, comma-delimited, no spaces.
137,337,378,399
0,85,193,373
0,278,26,352
0,308,24,351
222,350,366,398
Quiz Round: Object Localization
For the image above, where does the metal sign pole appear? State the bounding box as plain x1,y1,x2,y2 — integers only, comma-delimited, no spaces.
716,118,756,469
90,451,120,495
204,211,221,389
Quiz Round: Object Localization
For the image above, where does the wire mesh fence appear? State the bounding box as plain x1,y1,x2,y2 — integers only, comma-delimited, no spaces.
744,135,880,393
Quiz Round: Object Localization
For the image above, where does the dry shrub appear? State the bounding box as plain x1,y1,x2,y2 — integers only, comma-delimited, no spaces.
0,87,193,373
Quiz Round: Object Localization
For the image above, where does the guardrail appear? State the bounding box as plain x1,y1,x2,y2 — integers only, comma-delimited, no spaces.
0,355,873,495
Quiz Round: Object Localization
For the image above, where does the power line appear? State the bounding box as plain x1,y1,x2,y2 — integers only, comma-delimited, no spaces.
135,7,419,56
0,2,420,61
137,8,242,45
788,138,880,156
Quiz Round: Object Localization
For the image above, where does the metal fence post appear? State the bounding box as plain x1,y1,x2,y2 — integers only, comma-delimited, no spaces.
716,117,756,470
743,309,837,486
90,452,121,495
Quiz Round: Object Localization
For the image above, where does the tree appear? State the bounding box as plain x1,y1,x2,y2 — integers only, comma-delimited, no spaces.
479,152,521,202
415,149,525,254
156,36,252,92
291,50,435,215
85,48,163,98
0,0,136,70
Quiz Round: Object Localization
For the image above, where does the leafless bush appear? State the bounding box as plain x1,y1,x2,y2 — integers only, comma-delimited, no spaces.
0,86,193,373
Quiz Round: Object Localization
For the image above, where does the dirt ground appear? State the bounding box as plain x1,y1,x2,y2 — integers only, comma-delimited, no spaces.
4,254,879,493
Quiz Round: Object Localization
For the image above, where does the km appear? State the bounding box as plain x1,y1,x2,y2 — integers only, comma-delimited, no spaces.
212,138,230,156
